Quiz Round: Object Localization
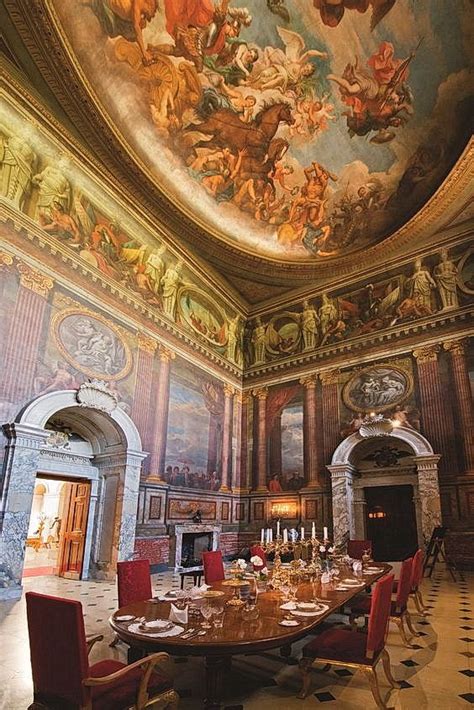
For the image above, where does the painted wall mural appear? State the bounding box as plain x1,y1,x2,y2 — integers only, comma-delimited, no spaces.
49,0,473,259
0,96,243,367
246,244,473,367
342,364,412,413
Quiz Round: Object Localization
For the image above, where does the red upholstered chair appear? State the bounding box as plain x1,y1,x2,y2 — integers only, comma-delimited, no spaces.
202,550,225,584
26,591,178,710
110,559,152,647
392,549,426,614
347,539,372,560
298,574,398,708
250,545,267,571
350,557,420,647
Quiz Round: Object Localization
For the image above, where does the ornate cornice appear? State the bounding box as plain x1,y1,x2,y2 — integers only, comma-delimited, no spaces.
412,344,440,363
16,260,53,298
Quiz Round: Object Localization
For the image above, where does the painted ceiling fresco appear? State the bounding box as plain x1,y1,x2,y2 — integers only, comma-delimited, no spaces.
50,1,473,261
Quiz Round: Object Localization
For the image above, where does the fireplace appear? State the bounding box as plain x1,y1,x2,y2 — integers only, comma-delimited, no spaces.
172,524,221,572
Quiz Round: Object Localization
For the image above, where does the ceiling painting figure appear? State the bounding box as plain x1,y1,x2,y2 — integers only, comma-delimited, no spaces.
41,1,474,259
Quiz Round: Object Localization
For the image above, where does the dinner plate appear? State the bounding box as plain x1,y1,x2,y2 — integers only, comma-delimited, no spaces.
114,614,135,622
296,602,318,610
128,622,185,638
203,590,225,598
280,601,297,611
364,567,384,573
342,579,364,585
291,604,329,617
279,619,300,627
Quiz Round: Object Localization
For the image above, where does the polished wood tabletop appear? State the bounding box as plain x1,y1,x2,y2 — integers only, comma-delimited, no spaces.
110,565,392,703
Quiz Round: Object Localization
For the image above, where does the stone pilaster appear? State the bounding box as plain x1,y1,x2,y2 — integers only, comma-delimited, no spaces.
320,369,341,469
269,412,282,476
253,387,269,492
232,392,250,493
300,375,320,489
148,345,175,482
220,384,234,492
131,334,157,455
414,454,442,546
0,263,53,404
443,338,474,474
326,463,356,547
413,344,457,476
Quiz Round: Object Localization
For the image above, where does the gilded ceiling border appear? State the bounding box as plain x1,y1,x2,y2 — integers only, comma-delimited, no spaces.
4,0,474,287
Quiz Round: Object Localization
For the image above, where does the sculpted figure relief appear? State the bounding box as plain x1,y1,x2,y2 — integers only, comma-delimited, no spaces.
226,313,242,364
434,249,459,310
252,316,266,365
0,131,36,210
32,164,71,222
161,260,182,319
301,299,319,351
408,257,436,313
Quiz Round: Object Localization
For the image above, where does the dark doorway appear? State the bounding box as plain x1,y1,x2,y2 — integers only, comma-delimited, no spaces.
364,485,418,561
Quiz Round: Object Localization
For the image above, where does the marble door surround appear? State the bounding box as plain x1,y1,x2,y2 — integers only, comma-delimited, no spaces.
327,425,442,549
0,385,146,600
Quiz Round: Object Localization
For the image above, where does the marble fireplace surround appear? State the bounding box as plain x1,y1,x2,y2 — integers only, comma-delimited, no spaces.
172,524,221,572
327,425,442,550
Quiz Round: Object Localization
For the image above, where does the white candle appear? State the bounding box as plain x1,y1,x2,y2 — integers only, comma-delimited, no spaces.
261,528,265,543
323,526,328,540
312,522,316,539
301,526,305,540
269,529,273,543
283,528,288,543
265,529,269,544
276,520,280,538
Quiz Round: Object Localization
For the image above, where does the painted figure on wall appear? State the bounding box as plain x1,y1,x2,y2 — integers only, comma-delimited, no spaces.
301,299,319,351
252,317,266,365
434,249,459,311
91,0,159,64
408,258,436,314
32,163,71,221
0,130,36,210
161,260,182,319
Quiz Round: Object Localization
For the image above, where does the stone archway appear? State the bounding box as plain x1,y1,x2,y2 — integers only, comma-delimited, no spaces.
327,425,441,550
0,382,146,600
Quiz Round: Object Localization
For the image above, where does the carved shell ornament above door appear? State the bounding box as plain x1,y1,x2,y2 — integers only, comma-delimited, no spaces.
75,380,118,414
343,364,413,413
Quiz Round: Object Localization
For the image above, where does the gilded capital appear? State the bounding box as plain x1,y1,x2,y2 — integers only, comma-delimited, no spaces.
252,387,269,400
0,251,14,268
158,344,176,362
137,332,158,354
443,338,468,357
413,344,440,363
223,383,236,398
235,391,251,405
319,369,340,385
300,374,318,389
17,262,54,298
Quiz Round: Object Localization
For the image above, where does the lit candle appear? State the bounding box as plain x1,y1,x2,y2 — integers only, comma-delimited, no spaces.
323,526,328,540
276,520,280,538
283,528,288,543
269,529,273,543
312,522,316,539
301,526,305,540
266,529,270,544
261,528,265,543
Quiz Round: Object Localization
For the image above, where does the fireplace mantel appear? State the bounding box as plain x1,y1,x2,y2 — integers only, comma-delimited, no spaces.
173,524,221,572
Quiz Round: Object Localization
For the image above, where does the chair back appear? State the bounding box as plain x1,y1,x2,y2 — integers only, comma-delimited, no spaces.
250,545,267,570
366,573,394,659
395,557,413,612
202,550,225,583
411,548,424,591
117,559,152,608
347,539,372,560
26,591,89,706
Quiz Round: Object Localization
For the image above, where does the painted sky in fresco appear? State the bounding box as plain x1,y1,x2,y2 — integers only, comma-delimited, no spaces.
52,0,473,260
281,404,304,477
166,378,210,472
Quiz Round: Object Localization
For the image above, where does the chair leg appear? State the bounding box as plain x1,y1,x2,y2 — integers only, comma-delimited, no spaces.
405,610,421,638
363,667,387,709
109,633,121,648
416,589,427,611
393,615,413,648
413,591,427,616
380,649,400,689
297,657,313,699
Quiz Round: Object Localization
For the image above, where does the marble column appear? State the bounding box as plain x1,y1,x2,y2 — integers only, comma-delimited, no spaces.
232,392,249,492
326,463,356,547
148,346,175,482
443,338,474,474
220,384,234,492
269,413,282,476
0,423,50,599
253,387,269,492
131,334,157,455
414,454,442,547
320,369,341,468
352,489,367,539
300,375,320,489
413,345,457,476
0,262,53,405
207,414,219,475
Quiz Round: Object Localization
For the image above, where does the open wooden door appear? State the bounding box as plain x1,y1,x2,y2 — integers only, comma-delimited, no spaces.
58,481,90,579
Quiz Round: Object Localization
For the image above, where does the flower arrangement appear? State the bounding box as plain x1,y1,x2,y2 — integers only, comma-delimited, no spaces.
231,558,248,580
250,555,269,581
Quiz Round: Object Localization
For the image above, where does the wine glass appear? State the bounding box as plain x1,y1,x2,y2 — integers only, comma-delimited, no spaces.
200,601,213,629
212,605,224,629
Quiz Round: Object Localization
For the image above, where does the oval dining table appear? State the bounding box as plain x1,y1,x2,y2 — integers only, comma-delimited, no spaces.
109,563,391,709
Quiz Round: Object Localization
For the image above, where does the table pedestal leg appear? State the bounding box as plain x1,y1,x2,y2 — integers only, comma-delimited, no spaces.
128,645,146,664
205,655,228,708
280,643,297,664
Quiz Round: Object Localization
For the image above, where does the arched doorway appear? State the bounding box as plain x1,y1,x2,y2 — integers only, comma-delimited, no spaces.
0,382,146,600
327,425,442,554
